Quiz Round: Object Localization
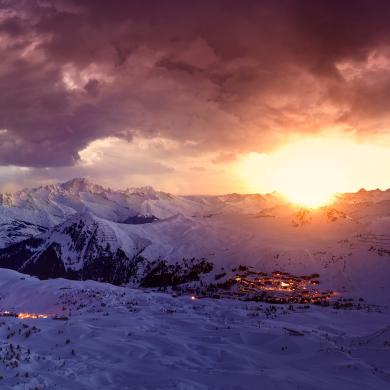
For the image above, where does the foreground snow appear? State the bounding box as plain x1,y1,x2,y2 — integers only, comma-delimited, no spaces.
0,269,388,389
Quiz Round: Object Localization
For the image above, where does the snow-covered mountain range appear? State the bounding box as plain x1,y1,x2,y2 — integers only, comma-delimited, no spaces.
0,179,389,389
0,178,389,305
0,178,283,281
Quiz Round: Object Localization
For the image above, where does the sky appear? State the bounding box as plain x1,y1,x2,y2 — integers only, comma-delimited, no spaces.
1,0,390,198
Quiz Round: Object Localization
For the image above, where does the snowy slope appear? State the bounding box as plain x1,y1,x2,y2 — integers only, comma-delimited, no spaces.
0,268,388,389
0,212,151,284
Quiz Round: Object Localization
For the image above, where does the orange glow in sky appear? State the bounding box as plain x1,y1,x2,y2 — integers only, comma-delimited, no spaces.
239,135,390,207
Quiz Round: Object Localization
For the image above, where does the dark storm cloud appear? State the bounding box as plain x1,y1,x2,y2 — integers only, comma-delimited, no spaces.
1,0,390,167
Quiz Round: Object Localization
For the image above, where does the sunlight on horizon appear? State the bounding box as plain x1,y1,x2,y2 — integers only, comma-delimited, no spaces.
239,136,390,208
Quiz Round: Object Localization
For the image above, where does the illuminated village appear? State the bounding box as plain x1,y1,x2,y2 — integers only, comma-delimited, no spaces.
0,311,70,320
0,311,48,320
181,267,337,305
231,269,334,304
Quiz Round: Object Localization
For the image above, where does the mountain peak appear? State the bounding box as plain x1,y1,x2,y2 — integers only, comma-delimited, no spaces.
125,186,159,197
58,178,105,194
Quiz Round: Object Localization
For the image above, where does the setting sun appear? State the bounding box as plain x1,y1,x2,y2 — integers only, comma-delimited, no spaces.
239,135,390,208
270,138,348,207
272,160,341,208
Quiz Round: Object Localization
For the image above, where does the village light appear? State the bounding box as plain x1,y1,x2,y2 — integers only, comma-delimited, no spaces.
17,313,48,319
0,310,51,319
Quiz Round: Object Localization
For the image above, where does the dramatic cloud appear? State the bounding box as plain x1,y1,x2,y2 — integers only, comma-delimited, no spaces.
1,0,390,191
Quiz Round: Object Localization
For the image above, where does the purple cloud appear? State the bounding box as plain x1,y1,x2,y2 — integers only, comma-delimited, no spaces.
0,0,390,168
